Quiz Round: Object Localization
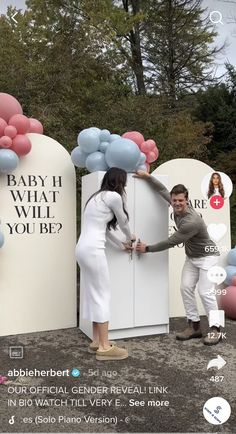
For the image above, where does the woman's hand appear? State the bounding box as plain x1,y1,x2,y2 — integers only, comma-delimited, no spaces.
122,241,134,252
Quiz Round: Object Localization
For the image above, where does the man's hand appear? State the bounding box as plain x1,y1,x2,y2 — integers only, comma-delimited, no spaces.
133,170,150,179
136,240,147,253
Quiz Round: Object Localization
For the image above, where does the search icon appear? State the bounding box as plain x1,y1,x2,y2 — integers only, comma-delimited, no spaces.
209,10,223,25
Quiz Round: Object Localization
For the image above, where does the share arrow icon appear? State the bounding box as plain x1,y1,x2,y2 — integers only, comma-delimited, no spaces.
207,355,226,370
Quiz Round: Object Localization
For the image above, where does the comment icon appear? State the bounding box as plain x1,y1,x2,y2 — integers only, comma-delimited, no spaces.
207,266,226,285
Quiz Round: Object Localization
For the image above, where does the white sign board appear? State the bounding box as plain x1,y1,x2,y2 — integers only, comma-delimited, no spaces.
0,133,77,336
154,158,231,318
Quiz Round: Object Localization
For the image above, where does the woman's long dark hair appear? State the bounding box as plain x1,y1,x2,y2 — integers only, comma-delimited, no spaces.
208,172,225,199
85,167,129,230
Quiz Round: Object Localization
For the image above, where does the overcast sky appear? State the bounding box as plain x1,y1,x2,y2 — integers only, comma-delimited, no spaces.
0,0,236,74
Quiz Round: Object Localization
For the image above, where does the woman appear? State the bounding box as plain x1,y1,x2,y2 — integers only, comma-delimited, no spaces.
207,172,225,199
76,167,135,361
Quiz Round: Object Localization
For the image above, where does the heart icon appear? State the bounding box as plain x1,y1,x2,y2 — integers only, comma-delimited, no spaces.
207,223,227,242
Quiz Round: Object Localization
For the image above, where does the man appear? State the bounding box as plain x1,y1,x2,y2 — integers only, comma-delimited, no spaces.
135,171,221,346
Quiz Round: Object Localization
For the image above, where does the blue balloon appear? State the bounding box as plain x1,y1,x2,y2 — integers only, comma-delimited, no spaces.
78,129,100,153
138,152,146,165
86,151,109,172
136,164,147,172
100,129,111,142
225,265,236,285
109,134,120,142
0,231,4,248
89,127,101,134
71,146,88,168
105,138,141,172
99,141,110,153
0,149,19,173
227,247,236,266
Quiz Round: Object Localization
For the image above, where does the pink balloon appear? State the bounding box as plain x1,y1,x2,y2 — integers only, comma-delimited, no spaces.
0,135,12,148
4,125,17,139
11,134,32,156
0,118,8,137
153,146,159,159
9,114,30,135
231,276,236,286
220,286,236,320
122,131,144,148
145,162,150,172
28,118,44,134
145,139,156,150
146,151,157,163
140,141,152,153
0,93,23,122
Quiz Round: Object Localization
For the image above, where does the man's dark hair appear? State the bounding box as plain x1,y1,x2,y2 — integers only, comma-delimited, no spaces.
170,184,189,200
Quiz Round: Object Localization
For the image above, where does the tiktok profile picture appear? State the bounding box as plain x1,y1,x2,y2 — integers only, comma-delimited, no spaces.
201,171,233,208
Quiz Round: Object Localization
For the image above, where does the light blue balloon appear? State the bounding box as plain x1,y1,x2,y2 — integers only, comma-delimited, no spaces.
138,152,146,165
0,149,19,174
225,265,236,285
0,231,4,248
99,141,110,153
105,138,141,172
89,127,101,134
100,129,111,142
137,164,147,172
227,247,236,266
77,129,100,153
71,146,87,168
86,151,109,172
109,134,121,142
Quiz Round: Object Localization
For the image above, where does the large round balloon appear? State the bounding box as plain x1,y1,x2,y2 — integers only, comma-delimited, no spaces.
28,118,44,134
11,135,32,156
71,146,88,168
227,248,236,266
86,151,108,172
0,93,23,122
9,114,30,135
105,138,140,172
224,265,236,286
122,131,144,147
78,129,100,153
0,231,4,248
220,286,236,320
0,149,19,173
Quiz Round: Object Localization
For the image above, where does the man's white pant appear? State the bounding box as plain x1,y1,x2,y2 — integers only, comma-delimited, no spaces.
180,256,219,322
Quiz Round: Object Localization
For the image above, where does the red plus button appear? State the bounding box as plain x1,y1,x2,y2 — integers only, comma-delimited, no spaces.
210,194,224,209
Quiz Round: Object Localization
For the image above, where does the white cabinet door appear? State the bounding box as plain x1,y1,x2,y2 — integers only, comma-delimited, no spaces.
107,175,134,330
134,175,169,326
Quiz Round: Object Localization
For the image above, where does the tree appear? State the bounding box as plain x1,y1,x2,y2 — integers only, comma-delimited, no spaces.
143,0,222,99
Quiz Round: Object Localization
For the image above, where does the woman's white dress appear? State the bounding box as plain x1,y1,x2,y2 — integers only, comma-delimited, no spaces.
76,191,132,322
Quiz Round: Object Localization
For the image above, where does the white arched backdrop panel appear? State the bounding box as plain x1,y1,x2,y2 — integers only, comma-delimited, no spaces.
155,159,231,318
0,133,77,336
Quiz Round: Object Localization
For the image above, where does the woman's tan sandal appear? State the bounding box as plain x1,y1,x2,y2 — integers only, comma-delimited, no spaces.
96,345,128,361
88,341,115,353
